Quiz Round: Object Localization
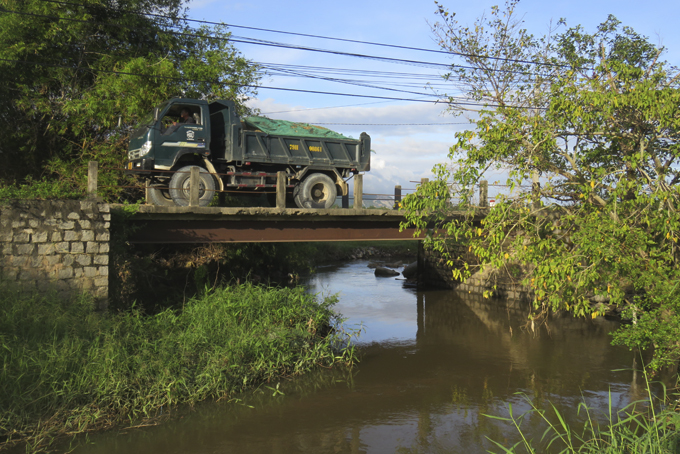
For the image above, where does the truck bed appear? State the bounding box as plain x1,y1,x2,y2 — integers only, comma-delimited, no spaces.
241,131,366,168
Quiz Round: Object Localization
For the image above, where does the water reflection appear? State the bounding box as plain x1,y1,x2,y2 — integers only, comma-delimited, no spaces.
72,261,634,454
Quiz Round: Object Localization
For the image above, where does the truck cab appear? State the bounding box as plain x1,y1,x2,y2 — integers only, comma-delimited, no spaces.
127,98,211,173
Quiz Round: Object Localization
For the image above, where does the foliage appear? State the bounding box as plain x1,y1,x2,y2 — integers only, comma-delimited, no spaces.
0,176,83,202
0,281,355,452
402,1,680,369
106,240,322,313
0,0,259,201
488,370,680,453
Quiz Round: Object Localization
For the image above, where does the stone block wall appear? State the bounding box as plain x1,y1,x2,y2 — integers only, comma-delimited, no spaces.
417,240,470,289
0,200,110,307
419,240,533,302
455,264,533,302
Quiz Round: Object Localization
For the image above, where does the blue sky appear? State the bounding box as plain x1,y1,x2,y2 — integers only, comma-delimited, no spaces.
188,0,680,197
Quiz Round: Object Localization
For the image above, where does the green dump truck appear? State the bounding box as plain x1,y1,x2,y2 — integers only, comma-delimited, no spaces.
126,98,370,208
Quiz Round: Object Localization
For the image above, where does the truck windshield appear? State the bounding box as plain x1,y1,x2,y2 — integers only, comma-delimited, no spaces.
131,101,169,138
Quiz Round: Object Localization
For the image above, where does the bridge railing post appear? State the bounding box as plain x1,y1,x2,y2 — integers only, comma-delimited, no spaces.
393,185,401,210
479,180,488,207
87,161,98,200
144,179,151,205
189,166,199,207
276,171,286,208
353,174,363,209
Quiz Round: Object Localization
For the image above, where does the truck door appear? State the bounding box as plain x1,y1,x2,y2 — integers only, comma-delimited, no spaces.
153,103,208,168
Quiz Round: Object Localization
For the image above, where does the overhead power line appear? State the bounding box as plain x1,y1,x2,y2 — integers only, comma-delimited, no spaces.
0,57,437,104
258,62,456,88
256,63,441,99
13,1,563,77
0,57,542,110
4,7,536,76
227,35,540,74
259,100,396,115
258,63,442,80
1,4,551,111
35,0,566,69
256,61,470,99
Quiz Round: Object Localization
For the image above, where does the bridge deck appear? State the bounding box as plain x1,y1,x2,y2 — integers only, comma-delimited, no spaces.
118,206,426,243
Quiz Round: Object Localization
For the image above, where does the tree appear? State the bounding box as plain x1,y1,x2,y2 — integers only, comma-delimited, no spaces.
0,0,259,199
402,0,680,370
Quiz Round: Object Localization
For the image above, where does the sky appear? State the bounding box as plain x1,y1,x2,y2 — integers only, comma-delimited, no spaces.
186,0,680,199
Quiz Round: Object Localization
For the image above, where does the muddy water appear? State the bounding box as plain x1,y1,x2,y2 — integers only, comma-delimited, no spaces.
73,261,636,454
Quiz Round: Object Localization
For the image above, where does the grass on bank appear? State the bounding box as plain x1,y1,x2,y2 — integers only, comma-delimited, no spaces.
489,385,680,453
0,282,356,452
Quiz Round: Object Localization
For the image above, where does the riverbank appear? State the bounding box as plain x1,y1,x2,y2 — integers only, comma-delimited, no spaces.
108,241,416,312
0,282,355,453
306,240,416,264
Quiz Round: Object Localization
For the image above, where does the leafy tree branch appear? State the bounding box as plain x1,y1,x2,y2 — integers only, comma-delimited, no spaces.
404,0,680,370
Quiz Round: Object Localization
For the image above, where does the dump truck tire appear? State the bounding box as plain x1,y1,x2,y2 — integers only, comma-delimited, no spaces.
169,165,215,207
294,173,337,209
147,183,175,207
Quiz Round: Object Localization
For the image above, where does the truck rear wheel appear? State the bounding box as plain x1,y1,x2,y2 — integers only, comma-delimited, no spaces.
148,183,175,207
294,173,337,209
169,165,215,207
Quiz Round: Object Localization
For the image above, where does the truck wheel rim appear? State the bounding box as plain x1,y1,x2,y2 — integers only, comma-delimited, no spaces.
310,183,328,203
181,179,205,198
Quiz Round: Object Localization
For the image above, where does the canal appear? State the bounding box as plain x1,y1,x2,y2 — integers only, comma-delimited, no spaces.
72,260,636,453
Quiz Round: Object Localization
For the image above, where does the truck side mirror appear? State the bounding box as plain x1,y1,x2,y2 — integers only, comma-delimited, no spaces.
154,107,159,122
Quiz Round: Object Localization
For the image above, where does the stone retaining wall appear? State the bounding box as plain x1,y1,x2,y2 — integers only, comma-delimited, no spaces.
0,200,110,307
419,241,533,302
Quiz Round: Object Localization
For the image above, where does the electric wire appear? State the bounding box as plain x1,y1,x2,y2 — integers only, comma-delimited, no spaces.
1,57,545,110
259,100,396,115
2,7,557,77
258,62,460,92
0,4,550,110
0,4,555,114
34,0,569,69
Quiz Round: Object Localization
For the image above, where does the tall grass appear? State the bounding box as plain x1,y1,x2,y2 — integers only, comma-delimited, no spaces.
0,282,355,452
488,374,680,453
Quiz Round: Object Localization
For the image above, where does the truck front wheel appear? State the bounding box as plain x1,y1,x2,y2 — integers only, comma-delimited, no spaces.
294,173,337,209
147,183,175,207
169,165,216,207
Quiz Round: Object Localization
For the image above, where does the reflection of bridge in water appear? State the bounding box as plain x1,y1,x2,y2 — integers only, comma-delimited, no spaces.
123,206,474,244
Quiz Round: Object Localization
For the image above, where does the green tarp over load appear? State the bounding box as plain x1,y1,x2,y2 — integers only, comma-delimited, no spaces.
243,116,353,140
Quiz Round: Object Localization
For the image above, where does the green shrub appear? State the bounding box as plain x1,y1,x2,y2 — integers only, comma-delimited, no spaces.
0,282,354,452
0,176,83,202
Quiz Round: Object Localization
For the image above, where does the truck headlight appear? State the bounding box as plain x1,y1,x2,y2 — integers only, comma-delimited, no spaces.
129,140,153,160
140,140,152,156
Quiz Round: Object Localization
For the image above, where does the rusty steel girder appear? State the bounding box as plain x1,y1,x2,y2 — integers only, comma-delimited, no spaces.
127,219,423,243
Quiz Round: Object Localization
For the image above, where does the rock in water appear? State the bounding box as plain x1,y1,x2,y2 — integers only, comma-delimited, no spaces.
375,266,400,277
402,261,418,279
